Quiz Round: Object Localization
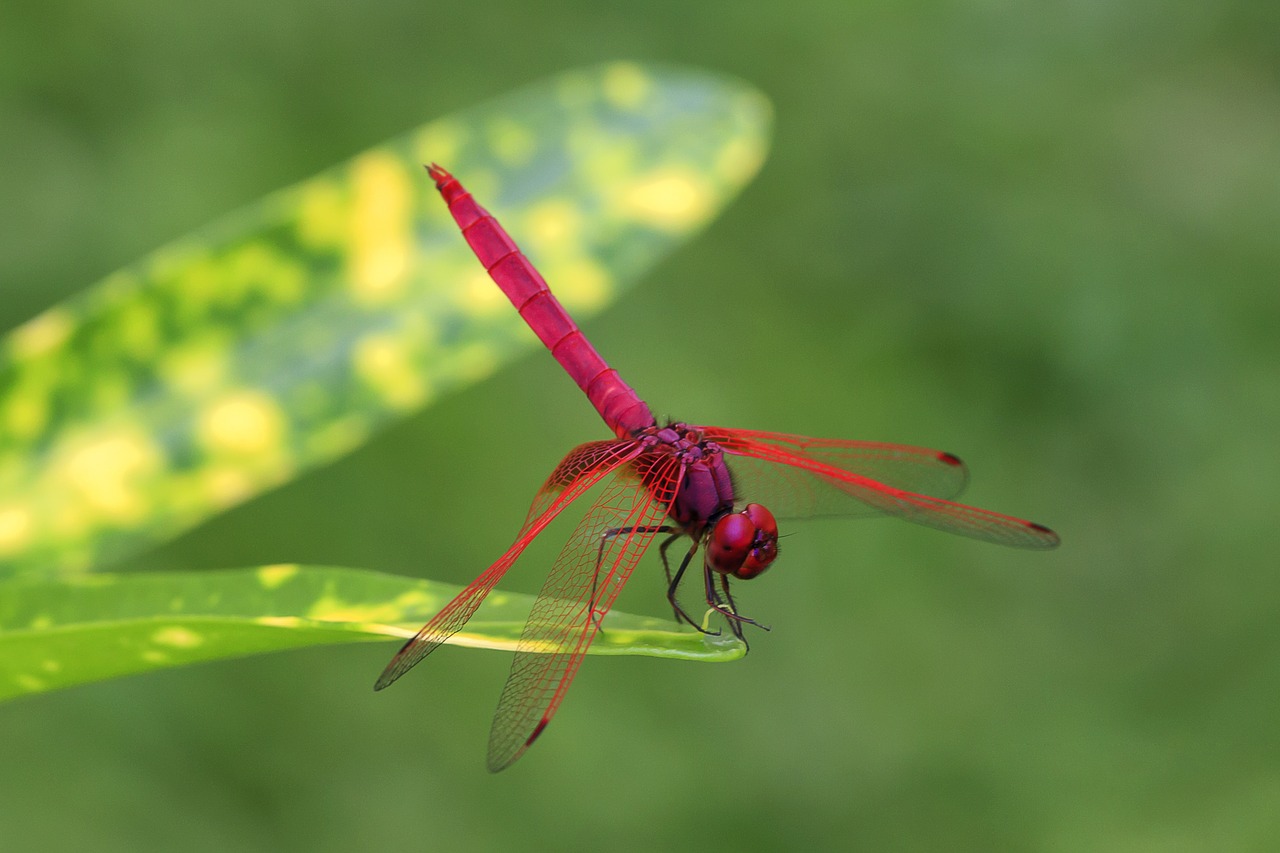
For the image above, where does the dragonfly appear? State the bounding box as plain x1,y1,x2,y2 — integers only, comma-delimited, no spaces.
376,165,1060,772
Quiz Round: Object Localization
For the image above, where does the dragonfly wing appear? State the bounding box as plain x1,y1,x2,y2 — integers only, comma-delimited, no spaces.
486,451,684,772
702,426,970,515
703,428,1058,550
374,439,644,690
520,439,632,528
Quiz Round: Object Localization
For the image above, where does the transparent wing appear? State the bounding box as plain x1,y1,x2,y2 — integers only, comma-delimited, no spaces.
520,439,630,527
374,439,644,691
485,452,684,772
700,426,969,519
702,426,1058,550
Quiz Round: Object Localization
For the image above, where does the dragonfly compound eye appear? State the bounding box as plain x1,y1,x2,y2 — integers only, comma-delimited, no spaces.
707,503,780,580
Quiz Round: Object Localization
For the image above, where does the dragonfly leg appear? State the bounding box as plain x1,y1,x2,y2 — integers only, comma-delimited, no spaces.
663,536,721,636
707,572,743,643
592,525,675,630
719,574,770,634
702,565,741,641
702,564,768,642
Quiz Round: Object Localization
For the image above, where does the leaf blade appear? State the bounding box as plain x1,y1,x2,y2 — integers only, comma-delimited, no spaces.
0,565,745,701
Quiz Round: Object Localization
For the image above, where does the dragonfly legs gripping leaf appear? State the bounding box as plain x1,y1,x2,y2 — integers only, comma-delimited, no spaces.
660,533,721,637
706,570,770,643
657,530,769,646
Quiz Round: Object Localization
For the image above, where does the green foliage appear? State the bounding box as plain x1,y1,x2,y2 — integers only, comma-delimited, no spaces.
0,565,744,701
5,4,1278,849
0,63,767,696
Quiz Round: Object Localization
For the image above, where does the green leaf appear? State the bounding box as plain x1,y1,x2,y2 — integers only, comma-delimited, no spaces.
0,62,771,577
0,564,746,701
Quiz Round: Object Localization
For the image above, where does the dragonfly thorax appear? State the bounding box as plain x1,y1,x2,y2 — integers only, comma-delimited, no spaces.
645,423,736,528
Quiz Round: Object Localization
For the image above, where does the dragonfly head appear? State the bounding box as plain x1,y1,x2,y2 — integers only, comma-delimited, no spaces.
706,503,779,580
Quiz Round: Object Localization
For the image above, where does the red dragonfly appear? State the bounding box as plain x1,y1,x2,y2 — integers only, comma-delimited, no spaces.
376,165,1059,771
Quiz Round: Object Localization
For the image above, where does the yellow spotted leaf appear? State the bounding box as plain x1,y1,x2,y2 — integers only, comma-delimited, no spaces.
0,63,771,577
0,565,746,702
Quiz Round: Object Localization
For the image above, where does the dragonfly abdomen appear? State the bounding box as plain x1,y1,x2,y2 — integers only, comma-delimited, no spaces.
428,165,655,438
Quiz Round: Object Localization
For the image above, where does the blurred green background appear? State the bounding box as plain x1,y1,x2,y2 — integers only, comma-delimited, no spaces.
2,1,1277,850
